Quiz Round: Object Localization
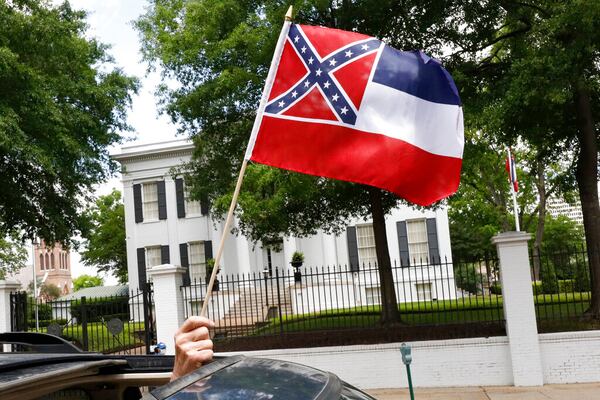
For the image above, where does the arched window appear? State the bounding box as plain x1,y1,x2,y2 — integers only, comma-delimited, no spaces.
39,254,44,270
50,253,55,269
45,253,50,270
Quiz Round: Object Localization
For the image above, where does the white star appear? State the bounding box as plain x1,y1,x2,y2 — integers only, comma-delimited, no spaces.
323,81,331,89
361,44,369,51
308,57,314,64
291,91,298,98
278,100,285,108
294,35,299,43
301,46,307,53
315,68,322,76
304,80,310,87
329,58,337,66
331,93,339,102
340,106,348,115
345,50,353,58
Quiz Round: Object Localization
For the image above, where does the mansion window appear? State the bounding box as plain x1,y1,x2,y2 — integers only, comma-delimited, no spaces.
356,224,377,268
188,242,207,282
142,182,159,221
416,282,433,301
406,219,429,264
184,181,202,216
145,246,162,270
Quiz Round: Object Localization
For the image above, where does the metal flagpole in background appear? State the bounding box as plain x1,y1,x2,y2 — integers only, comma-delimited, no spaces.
506,147,520,232
200,6,294,317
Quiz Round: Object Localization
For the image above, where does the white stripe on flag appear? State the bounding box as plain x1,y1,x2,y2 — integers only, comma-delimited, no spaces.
355,82,464,159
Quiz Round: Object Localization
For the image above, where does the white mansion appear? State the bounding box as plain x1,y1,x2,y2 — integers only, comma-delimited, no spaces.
113,139,456,307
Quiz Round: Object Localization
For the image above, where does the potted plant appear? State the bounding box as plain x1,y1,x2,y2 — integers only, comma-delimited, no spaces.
205,258,219,292
290,251,304,282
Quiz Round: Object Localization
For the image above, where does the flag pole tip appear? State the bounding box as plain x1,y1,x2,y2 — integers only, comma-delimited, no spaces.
285,5,293,21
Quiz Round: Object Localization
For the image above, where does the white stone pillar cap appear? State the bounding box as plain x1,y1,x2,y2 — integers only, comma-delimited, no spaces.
147,264,186,277
0,280,22,290
491,231,531,245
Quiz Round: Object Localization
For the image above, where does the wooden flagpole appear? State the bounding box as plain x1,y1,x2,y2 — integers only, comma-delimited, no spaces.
201,6,294,317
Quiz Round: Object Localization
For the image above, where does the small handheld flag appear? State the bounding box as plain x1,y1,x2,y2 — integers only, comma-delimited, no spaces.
245,24,464,206
505,149,519,192
506,147,520,231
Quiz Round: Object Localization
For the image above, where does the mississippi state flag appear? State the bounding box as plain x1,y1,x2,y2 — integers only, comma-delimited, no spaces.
245,24,464,206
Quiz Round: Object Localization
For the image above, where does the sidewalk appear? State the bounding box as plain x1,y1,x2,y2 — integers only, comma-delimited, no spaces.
366,382,600,399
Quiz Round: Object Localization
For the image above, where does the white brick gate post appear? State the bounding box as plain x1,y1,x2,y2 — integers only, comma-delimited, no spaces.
492,231,543,386
148,264,186,355
0,280,21,352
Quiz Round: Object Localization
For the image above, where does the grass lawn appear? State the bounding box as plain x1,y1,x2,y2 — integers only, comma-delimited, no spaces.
254,292,591,335
36,321,146,353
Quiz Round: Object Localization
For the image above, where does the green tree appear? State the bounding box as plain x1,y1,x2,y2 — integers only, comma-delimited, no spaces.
72,274,104,291
0,236,27,280
79,190,127,284
39,282,61,301
0,1,138,244
450,1,600,317
136,0,467,325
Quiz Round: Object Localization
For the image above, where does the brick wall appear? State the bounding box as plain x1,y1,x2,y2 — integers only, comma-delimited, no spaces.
220,331,600,389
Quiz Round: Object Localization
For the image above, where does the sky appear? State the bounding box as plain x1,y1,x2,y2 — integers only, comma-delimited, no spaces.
41,1,179,285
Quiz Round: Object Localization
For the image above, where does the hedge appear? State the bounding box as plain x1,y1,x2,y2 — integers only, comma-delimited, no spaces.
70,296,130,323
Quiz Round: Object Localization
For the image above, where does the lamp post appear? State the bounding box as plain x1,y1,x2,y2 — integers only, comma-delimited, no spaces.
262,268,269,307
400,343,414,400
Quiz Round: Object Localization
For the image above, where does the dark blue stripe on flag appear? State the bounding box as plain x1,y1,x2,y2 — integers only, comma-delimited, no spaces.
372,46,461,106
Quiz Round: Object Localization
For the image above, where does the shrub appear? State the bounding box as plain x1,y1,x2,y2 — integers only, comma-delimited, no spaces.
454,264,482,294
27,318,68,330
70,296,130,323
28,301,52,320
539,263,559,294
490,282,502,295
574,262,591,292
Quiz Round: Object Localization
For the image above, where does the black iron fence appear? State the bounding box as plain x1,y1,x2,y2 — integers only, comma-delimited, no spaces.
529,246,598,332
181,257,507,350
10,285,156,354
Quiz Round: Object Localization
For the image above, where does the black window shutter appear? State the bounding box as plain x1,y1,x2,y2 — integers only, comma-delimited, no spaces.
137,248,146,289
204,240,213,261
200,194,210,216
133,184,143,223
157,180,167,220
426,218,440,264
161,245,170,264
397,221,410,267
346,227,359,272
180,243,190,286
175,178,186,218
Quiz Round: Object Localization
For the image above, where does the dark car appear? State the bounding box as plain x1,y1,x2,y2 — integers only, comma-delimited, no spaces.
0,333,376,400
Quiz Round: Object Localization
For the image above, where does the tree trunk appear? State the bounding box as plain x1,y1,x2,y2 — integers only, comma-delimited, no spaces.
532,156,546,281
368,187,401,324
574,83,600,319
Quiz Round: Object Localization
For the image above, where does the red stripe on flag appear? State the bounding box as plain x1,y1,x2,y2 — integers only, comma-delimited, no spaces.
250,116,462,205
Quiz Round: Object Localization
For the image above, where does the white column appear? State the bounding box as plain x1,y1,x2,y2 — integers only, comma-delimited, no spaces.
234,233,253,282
321,232,338,266
148,264,186,356
0,280,21,351
492,231,543,386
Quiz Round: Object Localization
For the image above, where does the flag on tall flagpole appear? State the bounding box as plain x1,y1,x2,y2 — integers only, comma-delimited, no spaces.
505,148,519,192
244,24,464,206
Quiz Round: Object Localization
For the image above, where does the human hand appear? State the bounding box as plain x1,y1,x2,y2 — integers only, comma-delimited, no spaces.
171,316,215,381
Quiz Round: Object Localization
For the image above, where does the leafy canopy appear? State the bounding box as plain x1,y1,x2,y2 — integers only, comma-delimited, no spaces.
79,189,128,284
73,274,105,291
0,0,138,243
